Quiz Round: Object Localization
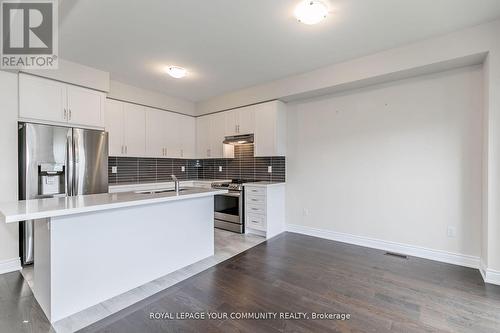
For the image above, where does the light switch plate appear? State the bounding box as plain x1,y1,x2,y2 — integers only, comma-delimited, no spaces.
267,166,272,173
181,166,185,172
218,166,223,172
111,166,118,174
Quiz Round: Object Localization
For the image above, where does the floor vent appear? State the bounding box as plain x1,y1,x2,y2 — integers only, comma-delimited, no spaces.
384,252,408,259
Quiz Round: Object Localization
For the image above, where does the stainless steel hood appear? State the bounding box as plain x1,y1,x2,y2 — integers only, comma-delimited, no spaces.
223,134,254,145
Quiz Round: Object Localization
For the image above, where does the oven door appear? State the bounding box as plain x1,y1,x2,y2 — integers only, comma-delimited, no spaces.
214,192,242,224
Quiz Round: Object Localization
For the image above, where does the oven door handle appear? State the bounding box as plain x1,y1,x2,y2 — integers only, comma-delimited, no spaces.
219,192,241,198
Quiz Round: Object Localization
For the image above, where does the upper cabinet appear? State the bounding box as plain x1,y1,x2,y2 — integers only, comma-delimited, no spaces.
254,101,287,157
104,99,146,157
179,115,196,159
198,101,286,158
19,74,105,128
197,113,234,159
104,99,125,156
106,99,195,159
225,106,255,136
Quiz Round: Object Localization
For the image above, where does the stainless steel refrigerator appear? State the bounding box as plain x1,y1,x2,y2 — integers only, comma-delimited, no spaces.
19,123,108,265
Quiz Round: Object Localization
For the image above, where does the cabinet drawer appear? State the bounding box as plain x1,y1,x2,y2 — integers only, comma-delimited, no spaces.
246,203,266,215
245,187,266,196
246,194,265,205
246,213,266,231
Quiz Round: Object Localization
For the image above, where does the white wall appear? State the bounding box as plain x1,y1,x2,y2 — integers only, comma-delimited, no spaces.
108,80,196,116
197,20,498,115
286,66,483,257
22,59,110,92
0,71,20,271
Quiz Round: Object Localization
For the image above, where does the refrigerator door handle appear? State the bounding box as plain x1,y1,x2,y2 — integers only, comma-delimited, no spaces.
66,130,74,196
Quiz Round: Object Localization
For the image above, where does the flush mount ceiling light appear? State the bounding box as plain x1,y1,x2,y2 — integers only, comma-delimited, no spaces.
166,66,187,78
294,0,329,25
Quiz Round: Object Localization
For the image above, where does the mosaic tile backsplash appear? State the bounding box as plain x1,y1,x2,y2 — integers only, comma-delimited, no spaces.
108,144,285,184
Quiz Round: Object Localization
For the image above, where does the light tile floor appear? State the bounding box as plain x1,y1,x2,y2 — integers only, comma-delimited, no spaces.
21,229,265,333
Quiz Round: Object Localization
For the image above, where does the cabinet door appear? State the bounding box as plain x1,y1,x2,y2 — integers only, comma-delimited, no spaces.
179,116,196,159
254,101,286,157
164,112,182,158
123,103,146,157
104,99,125,156
145,108,167,158
19,74,66,123
224,110,238,136
67,85,105,128
237,106,255,135
196,116,211,158
210,113,226,158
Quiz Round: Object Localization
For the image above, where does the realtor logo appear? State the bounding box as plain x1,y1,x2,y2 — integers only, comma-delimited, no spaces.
1,0,58,69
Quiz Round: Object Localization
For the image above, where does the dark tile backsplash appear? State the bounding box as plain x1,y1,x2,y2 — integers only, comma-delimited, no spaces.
108,144,285,185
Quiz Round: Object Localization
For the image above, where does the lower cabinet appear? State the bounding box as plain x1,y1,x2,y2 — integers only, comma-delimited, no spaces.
244,183,285,239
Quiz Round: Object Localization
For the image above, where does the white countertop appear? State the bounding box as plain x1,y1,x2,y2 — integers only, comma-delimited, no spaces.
243,182,286,188
0,187,227,223
108,179,231,192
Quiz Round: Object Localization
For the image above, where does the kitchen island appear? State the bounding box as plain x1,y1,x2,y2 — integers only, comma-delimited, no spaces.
0,187,226,323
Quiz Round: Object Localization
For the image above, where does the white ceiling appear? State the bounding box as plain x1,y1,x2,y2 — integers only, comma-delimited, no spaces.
59,0,500,102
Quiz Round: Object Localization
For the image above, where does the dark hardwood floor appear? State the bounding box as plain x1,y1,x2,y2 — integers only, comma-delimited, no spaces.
79,232,500,333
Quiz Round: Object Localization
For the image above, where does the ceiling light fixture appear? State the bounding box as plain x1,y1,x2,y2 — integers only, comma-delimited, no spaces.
294,0,329,25
166,66,187,78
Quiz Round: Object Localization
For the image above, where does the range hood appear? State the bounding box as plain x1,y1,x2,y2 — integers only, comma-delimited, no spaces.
223,134,254,145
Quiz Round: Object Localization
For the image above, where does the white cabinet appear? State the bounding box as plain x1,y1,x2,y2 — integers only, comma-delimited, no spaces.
145,107,166,158
66,85,104,127
165,113,182,158
104,99,125,156
196,113,234,159
254,101,287,157
123,103,146,157
225,106,255,136
19,74,66,123
196,116,211,158
137,105,196,159
105,99,146,157
19,73,105,128
179,116,196,158
244,183,286,239
210,113,227,158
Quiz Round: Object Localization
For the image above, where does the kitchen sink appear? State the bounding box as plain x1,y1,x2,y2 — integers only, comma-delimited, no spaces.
135,189,188,195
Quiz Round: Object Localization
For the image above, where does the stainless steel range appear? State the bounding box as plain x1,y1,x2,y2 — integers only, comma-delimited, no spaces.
211,180,254,233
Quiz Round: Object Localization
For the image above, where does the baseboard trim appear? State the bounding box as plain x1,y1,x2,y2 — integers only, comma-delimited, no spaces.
480,260,500,285
286,224,480,269
0,257,21,275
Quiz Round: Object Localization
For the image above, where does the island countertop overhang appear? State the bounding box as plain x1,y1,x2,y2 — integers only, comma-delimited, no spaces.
0,187,227,223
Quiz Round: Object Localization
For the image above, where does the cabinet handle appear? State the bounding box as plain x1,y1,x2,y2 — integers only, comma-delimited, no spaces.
251,198,258,201
63,109,67,120
121,145,124,154
252,208,259,211
125,145,128,154
69,109,72,121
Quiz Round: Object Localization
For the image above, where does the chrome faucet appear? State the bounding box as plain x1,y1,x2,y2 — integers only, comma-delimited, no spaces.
171,175,180,194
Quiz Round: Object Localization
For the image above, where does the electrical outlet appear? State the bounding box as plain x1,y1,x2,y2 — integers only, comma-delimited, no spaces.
447,226,456,238
268,166,272,173
218,166,223,172
111,166,118,174
181,166,185,172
